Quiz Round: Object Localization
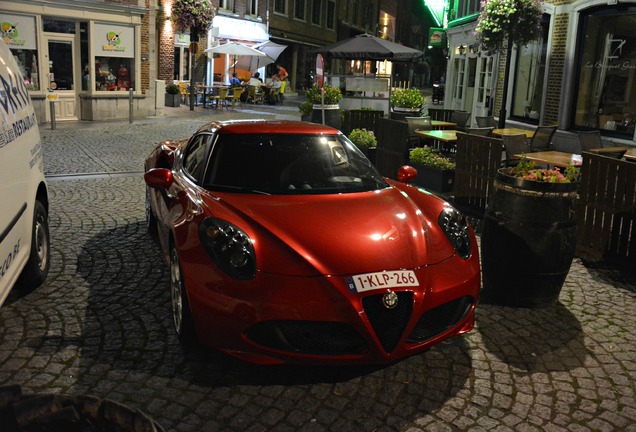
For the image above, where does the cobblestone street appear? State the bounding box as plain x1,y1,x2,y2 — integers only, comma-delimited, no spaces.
0,105,635,431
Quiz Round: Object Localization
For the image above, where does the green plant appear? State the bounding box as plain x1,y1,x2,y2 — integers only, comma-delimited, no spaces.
166,83,180,95
299,101,313,116
409,147,455,170
390,88,425,109
348,128,377,149
510,156,578,183
305,83,343,105
475,0,543,53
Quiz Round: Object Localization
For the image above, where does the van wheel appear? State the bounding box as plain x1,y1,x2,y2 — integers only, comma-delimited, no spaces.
170,246,196,345
17,200,50,290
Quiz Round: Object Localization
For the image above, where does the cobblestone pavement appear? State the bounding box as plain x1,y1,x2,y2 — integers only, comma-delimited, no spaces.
1,103,635,431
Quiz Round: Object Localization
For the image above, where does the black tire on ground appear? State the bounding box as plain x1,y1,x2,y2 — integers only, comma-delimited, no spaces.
16,200,50,290
170,246,197,345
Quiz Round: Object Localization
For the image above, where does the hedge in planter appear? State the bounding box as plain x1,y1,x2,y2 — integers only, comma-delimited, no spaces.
408,146,455,194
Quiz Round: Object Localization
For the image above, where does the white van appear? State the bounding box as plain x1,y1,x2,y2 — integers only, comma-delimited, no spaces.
0,39,50,306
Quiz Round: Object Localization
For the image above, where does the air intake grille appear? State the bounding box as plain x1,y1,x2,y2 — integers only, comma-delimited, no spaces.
362,292,413,353
407,296,474,343
246,321,366,355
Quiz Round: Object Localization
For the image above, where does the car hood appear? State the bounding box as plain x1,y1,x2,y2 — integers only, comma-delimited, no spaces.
204,187,456,276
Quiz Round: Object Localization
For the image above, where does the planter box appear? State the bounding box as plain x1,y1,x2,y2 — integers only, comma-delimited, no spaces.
165,93,180,107
411,162,455,194
311,104,341,129
391,107,422,121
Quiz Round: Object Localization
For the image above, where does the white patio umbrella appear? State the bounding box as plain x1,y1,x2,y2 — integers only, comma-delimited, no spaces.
232,41,288,72
205,42,267,74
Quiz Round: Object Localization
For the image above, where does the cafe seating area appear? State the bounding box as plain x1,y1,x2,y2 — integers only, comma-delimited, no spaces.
352,108,635,267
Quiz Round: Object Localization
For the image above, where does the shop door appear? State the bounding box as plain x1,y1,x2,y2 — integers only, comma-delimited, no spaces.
472,56,494,117
44,35,78,121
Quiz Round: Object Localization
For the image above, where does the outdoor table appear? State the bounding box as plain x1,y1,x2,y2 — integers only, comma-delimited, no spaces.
589,146,636,161
199,85,229,108
431,120,457,129
513,151,582,169
415,129,459,143
492,128,535,139
623,148,636,161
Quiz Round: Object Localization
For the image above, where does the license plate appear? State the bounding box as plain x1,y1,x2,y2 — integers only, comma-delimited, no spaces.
346,270,419,293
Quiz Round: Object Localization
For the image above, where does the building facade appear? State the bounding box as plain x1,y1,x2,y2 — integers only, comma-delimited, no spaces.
1,0,156,123
443,0,636,146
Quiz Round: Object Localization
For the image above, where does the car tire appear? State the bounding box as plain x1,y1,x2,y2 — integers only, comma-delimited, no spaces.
17,200,50,290
170,246,196,345
145,186,157,235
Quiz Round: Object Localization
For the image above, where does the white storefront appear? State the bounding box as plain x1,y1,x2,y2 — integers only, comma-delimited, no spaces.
1,1,150,123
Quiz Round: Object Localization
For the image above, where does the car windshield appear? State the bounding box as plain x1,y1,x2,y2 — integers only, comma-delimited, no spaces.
204,133,389,195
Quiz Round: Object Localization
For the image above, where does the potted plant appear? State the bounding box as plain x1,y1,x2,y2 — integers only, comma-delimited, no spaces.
299,101,313,121
407,146,455,193
165,83,181,107
481,156,579,308
306,83,343,129
348,128,377,163
390,88,425,120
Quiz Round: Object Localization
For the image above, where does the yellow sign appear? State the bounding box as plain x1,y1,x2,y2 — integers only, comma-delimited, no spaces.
46,91,58,101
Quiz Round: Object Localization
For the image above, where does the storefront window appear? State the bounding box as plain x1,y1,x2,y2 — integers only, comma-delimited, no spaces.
511,14,549,124
94,57,133,91
92,23,136,91
1,13,39,91
573,6,636,137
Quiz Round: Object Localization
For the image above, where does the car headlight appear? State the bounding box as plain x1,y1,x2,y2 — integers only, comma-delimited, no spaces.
438,207,471,260
198,218,256,279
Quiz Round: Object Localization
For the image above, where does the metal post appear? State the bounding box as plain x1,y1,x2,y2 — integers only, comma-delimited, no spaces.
49,100,56,130
129,88,134,123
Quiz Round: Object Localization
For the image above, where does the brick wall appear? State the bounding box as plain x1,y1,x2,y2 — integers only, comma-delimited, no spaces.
544,12,569,126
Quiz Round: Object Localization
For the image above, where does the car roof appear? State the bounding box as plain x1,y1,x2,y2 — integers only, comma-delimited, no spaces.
195,119,342,135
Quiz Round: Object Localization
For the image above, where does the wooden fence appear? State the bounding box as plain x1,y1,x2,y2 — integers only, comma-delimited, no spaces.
341,110,385,136
576,152,636,264
374,117,409,179
452,132,504,219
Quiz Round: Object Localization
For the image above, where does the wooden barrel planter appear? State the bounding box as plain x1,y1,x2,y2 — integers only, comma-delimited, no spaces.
480,169,578,308
0,385,165,432
311,104,341,130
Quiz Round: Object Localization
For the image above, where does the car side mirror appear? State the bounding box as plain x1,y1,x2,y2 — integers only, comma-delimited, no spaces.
397,165,418,183
144,168,174,190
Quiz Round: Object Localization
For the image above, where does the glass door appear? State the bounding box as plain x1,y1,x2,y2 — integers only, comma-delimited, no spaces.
45,35,78,121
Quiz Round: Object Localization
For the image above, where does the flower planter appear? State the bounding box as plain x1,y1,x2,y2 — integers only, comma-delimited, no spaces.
480,169,578,308
359,147,377,164
165,93,180,107
311,104,341,130
411,162,455,194
390,107,422,121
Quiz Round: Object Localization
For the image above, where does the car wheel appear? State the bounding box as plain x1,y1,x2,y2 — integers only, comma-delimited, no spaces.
145,186,157,234
17,200,50,290
170,247,196,344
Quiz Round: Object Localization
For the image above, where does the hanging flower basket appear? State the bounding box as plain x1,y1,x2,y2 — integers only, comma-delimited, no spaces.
171,0,216,35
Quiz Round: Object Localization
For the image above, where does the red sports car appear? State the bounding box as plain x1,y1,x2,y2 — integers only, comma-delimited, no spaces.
144,120,480,365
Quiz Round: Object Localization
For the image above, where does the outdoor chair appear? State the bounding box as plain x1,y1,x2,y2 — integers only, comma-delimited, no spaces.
178,82,189,105
530,125,557,152
210,88,229,110
502,134,531,167
466,127,494,136
475,116,497,128
227,87,244,109
246,85,264,104
450,111,471,132
405,116,433,147
577,130,603,152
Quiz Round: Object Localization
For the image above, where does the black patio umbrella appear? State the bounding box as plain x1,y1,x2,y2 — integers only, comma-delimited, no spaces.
316,33,423,61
